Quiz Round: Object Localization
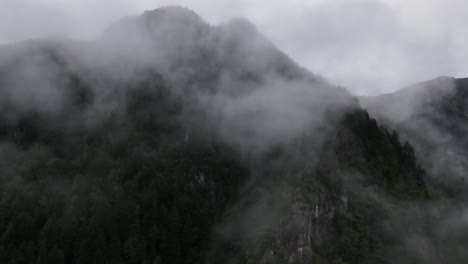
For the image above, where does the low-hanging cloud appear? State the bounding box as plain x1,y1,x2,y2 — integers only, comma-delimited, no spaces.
1,3,468,263
1,0,468,95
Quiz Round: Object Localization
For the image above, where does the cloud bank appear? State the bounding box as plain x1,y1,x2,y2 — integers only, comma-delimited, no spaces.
1,0,468,95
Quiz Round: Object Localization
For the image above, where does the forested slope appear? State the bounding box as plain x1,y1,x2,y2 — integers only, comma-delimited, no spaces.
0,6,428,264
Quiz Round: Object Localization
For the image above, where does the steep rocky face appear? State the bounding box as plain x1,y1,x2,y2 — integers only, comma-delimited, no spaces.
0,6,429,264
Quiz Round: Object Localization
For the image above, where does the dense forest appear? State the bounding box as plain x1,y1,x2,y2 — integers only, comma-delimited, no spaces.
0,6,432,264
0,84,427,264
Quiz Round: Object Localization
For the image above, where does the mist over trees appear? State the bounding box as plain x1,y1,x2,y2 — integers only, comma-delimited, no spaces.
361,77,468,263
0,6,462,264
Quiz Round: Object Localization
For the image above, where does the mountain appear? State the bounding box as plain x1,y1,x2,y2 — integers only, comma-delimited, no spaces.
0,6,429,264
360,77,468,196
361,77,468,263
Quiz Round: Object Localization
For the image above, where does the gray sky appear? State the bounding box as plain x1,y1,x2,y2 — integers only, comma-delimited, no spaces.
0,0,467,95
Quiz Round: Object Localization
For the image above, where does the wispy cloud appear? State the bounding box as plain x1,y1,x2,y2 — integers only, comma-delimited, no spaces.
1,0,467,94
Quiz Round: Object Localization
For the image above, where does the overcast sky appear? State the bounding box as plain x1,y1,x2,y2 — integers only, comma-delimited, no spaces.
0,0,467,95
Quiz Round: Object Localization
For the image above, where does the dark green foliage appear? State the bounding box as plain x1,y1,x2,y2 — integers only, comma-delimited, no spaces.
0,81,249,264
199,109,429,264
335,110,428,200
305,109,428,264
0,89,429,264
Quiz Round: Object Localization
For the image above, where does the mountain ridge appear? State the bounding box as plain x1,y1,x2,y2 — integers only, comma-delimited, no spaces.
0,6,433,264
360,76,468,195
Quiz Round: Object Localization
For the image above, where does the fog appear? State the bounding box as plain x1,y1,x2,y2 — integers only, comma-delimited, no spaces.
0,6,355,155
0,2,467,264
360,76,468,264
1,0,468,95
0,7,359,263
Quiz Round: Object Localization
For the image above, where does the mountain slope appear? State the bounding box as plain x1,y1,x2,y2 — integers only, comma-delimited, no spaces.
0,6,428,264
361,77,468,264
360,77,468,196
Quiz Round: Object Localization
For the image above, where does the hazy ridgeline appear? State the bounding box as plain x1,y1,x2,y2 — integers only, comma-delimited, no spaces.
0,6,463,264
361,77,468,263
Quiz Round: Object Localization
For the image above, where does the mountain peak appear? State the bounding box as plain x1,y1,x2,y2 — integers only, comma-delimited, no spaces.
218,17,259,37
142,6,206,25
103,6,211,54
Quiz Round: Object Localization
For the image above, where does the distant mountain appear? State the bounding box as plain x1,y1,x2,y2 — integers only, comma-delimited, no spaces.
361,77,468,197
0,6,430,264
360,77,468,263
